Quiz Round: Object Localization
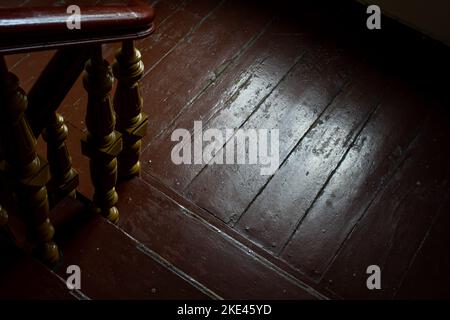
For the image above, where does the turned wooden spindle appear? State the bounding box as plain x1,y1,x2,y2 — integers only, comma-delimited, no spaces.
42,112,78,204
113,40,148,179
81,46,122,223
0,56,59,265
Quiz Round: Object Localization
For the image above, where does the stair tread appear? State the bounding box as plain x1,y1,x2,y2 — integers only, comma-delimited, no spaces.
49,197,209,300
116,178,321,299
0,239,74,300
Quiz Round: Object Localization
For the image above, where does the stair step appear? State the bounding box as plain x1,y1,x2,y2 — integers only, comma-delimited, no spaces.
50,197,209,299
1,177,322,299
0,238,74,300
116,178,322,299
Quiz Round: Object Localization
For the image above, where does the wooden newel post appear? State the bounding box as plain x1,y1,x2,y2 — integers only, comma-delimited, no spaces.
0,56,59,265
81,46,122,223
113,40,148,179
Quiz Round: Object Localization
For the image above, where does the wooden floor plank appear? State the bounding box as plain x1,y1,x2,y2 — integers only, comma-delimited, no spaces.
116,178,321,299
183,27,360,224
322,112,450,299
395,200,450,299
142,17,310,191
0,241,75,300
4,53,29,71
281,80,430,280
2,0,449,300
51,197,209,300
138,0,219,79
137,0,273,142
141,170,340,299
5,50,53,92
234,64,387,254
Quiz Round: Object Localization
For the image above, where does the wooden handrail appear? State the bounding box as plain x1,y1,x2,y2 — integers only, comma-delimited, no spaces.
0,1,155,54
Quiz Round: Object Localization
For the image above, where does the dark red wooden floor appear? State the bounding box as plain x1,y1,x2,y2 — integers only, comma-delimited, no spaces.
1,0,450,299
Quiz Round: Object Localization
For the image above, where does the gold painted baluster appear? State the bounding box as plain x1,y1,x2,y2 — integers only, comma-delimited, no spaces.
43,112,78,204
0,56,59,265
113,40,148,179
81,46,122,223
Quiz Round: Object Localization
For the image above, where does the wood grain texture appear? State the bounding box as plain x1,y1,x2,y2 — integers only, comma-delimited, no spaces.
50,196,209,300
3,0,449,299
235,64,387,253
138,0,272,142
142,17,307,191
116,178,321,299
184,28,359,225
322,111,450,299
395,200,450,299
282,80,429,280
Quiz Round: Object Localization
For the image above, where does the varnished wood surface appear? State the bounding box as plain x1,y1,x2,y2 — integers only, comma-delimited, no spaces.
0,0,155,54
81,45,121,223
50,196,210,299
0,56,60,265
115,178,320,299
2,0,450,299
282,81,430,280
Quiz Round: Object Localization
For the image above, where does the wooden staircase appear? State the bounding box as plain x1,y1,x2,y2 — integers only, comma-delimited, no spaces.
0,176,325,299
